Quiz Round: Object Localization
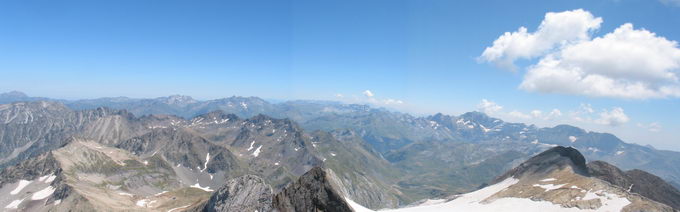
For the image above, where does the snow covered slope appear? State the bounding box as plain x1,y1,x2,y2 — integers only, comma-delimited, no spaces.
348,146,675,212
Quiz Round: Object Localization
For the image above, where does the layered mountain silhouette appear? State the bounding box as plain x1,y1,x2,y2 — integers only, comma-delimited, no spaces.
1,92,680,211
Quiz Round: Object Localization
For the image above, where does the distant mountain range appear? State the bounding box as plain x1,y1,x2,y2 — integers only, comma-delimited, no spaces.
1,91,680,211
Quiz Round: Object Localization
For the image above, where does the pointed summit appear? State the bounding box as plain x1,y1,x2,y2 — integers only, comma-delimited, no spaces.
273,167,353,212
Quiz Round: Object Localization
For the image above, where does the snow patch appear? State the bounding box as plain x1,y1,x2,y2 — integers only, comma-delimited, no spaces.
247,141,255,151
190,183,214,192
252,145,263,157
569,136,577,143
4,198,24,209
10,180,32,195
118,192,134,197
616,151,625,155
539,178,556,182
201,152,210,172
31,186,55,200
136,199,150,207
533,183,566,192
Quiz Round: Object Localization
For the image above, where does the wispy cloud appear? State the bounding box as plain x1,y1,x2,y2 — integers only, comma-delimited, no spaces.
638,122,662,132
660,0,680,7
335,90,405,108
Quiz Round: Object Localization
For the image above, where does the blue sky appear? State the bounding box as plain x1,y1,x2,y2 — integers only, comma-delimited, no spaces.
1,0,679,150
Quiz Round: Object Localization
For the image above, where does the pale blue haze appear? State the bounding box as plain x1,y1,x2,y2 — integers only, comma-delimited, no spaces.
1,0,679,150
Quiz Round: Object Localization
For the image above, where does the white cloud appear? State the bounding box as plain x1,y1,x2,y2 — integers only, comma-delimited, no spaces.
594,107,630,126
383,99,404,105
477,99,503,115
638,122,662,132
483,10,680,99
507,108,561,120
508,110,531,119
580,103,594,114
362,90,374,97
335,93,344,98
546,109,562,120
480,9,602,70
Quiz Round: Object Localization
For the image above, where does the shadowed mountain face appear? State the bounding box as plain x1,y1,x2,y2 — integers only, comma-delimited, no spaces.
197,167,352,212
588,161,680,210
272,167,353,212
493,146,589,183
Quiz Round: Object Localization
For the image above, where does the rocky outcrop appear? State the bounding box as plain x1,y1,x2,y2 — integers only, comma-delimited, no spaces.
272,167,352,212
202,175,273,212
589,160,680,210
493,146,588,183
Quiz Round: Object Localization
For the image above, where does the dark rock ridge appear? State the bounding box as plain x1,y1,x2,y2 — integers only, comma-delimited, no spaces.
272,167,352,212
588,160,680,210
493,146,589,183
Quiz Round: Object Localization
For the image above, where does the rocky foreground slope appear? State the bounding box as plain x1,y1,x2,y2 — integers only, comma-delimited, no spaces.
349,147,679,212
2,141,680,211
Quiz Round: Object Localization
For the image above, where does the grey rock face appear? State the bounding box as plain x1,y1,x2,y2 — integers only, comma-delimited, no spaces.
588,161,680,210
203,175,273,212
117,128,243,175
273,167,352,212
0,101,127,168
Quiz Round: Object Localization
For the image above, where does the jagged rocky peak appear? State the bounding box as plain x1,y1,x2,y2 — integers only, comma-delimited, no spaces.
117,127,242,174
194,110,240,121
273,167,353,212
201,168,352,212
201,174,274,212
494,146,588,183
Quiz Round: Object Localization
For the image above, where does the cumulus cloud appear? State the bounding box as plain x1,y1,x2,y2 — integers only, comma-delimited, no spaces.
477,99,503,115
480,9,602,70
482,10,680,99
594,107,630,126
362,90,374,97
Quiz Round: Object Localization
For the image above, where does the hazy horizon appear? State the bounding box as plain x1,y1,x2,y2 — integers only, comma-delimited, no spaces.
1,0,679,151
